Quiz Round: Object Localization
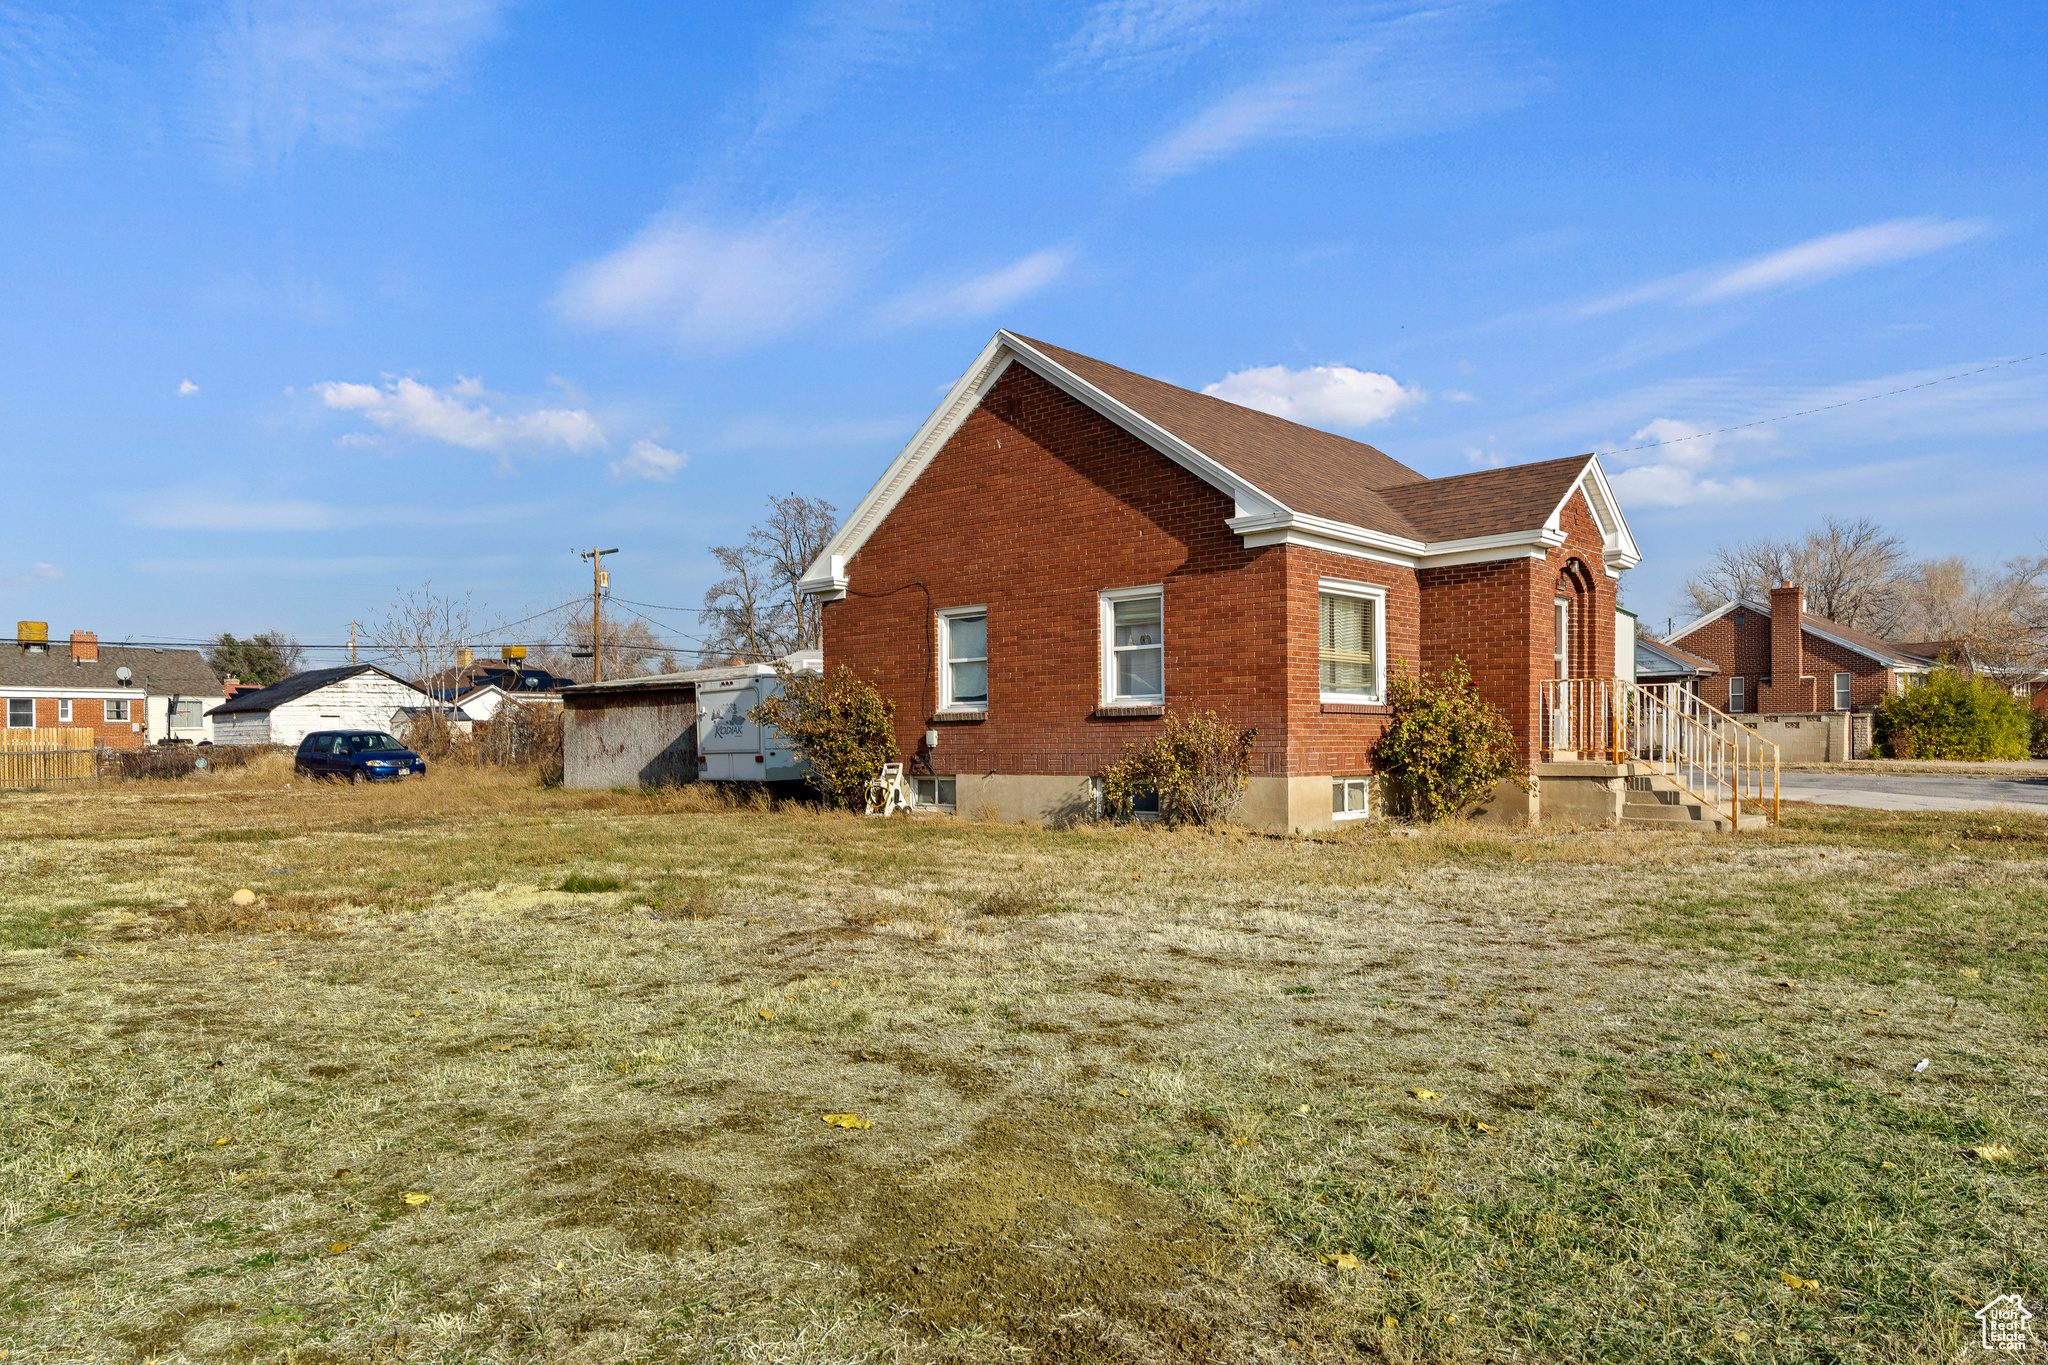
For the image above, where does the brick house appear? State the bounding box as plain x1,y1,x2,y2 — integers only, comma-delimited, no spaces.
799,332,1642,832
1,626,223,748
1667,585,1934,717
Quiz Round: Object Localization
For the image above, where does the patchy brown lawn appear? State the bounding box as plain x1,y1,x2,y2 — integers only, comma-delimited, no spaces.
2,764,2044,1363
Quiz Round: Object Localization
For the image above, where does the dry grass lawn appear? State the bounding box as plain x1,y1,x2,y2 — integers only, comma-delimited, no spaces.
2,759,2044,1363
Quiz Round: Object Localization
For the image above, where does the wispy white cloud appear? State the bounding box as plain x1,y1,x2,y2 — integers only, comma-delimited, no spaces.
877,248,1076,327
3,561,63,586
1132,4,1534,183
1578,217,1988,318
1605,419,1769,508
198,0,503,168
312,376,605,457
1058,0,1249,75
555,210,866,353
1204,363,1421,429
609,438,686,482
122,494,543,532
177,379,199,396
743,0,940,147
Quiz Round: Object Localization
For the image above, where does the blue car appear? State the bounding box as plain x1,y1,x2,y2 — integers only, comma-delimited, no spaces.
294,730,427,783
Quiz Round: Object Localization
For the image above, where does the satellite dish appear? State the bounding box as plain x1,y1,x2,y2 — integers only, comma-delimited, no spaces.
115,667,133,685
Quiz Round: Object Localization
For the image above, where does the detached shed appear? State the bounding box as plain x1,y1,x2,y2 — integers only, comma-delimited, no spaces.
206,665,436,747
560,674,699,790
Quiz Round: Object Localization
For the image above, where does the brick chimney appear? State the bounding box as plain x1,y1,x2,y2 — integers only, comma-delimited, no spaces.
70,630,98,663
1765,583,1816,711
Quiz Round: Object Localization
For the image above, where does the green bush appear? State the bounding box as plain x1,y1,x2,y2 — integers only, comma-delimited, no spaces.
1097,710,1257,827
1373,657,1527,822
1873,667,2030,761
747,666,897,810
2031,708,2048,759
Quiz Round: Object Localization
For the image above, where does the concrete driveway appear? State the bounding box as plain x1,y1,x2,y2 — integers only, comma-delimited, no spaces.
1779,770,2048,814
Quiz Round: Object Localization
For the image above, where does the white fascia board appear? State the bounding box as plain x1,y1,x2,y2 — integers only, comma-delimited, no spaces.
0,686,141,699
1227,511,1423,566
1416,543,1554,570
798,331,1296,600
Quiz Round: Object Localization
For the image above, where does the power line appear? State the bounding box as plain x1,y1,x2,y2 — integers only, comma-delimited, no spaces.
1598,348,2045,456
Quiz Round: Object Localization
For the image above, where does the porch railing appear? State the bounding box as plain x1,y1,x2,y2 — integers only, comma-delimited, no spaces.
1541,678,1780,829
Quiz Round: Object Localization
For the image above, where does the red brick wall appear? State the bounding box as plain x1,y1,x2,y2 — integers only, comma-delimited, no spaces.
1675,608,1889,712
822,365,1619,780
10,695,146,748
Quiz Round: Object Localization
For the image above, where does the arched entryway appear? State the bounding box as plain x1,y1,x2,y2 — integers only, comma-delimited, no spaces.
1553,559,1598,680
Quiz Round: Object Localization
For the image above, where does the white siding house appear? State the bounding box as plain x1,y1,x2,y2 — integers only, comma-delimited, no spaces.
206,666,438,747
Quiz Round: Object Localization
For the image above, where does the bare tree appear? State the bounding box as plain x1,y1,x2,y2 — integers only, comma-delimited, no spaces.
1896,553,2048,674
363,582,478,688
699,493,838,663
530,610,680,684
1680,516,1909,633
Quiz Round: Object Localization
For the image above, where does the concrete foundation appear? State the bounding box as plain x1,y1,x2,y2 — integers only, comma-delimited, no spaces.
1743,711,1861,761
1533,760,1628,825
952,773,1097,827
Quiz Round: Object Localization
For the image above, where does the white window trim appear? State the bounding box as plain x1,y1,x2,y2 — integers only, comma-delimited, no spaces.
6,698,34,728
1833,672,1852,710
170,699,204,729
1099,585,1165,706
1728,677,1745,712
1318,578,1388,706
58,699,71,723
104,698,130,722
936,605,989,713
1332,776,1371,821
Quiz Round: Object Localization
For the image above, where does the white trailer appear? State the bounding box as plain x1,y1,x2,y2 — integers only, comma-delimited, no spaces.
695,664,811,782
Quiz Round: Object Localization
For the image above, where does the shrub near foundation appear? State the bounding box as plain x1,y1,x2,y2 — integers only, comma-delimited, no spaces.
748,665,896,809
1097,710,1256,826
1373,656,1526,822
1875,666,2031,760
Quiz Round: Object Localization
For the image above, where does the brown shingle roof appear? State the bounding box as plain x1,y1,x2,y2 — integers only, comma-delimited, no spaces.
1375,455,1593,542
1011,334,1592,543
1800,612,1924,666
0,643,219,695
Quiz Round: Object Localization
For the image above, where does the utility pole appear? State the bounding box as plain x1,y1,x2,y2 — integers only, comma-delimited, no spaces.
580,547,620,683
349,620,357,665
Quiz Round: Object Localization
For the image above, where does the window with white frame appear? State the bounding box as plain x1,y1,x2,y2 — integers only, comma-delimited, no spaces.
104,698,129,722
7,699,32,728
938,608,988,710
913,775,957,809
58,699,71,723
1833,672,1852,710
1318,581,1385,702
1102,588,1164,703
170,699,203,729
1332,777,1369,820
1728,676,1745,712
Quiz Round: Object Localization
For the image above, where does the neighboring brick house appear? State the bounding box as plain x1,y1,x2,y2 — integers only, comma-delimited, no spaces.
798,331,1641,832
0,627,223,748
1667,585,1934,717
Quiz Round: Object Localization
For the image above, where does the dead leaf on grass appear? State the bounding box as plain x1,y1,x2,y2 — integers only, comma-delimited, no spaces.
1474,1121,1499,1134
758,1007,776,1021
1778,1269,1820,1291
822,1113,871,1130
1410,1088,1439,1101
1319,1252,1360,1269
1969,1144,2015,1163
212,1137,231,1146
1958,968,1981,979
1114,1088,1132,1097
329,1242,351,1254
1706,1050,1727,1060
1859,1009,1885,1016
403,1192,432,1206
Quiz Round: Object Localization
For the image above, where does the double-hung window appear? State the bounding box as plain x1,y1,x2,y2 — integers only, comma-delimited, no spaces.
6,699,32,728
1102,588,1164,704
938,609,988,711
170,699,203,729
58,699,72,723
1318,581,1386,703
104,698,129,722
1833,672,1852,710
1728,677,1745,712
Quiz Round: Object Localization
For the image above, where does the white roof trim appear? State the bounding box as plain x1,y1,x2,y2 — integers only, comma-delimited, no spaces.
801,333,1648,597
1541,458,1640,578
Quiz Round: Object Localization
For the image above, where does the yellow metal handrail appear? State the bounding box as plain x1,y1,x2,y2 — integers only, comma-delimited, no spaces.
1541,679,1780,828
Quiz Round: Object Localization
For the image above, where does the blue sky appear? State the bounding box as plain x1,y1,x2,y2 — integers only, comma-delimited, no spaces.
2,0,2043,655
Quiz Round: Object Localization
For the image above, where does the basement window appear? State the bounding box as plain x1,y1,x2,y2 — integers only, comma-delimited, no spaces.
1333,777,1370,820
913,776,957,810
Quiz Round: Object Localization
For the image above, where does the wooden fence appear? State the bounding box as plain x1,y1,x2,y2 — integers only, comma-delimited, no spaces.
0,727,100,788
